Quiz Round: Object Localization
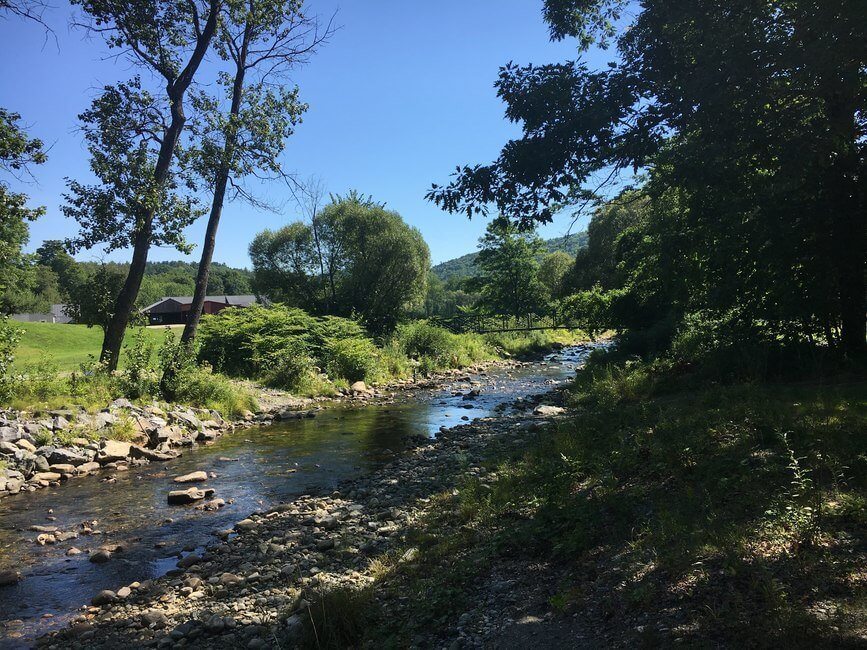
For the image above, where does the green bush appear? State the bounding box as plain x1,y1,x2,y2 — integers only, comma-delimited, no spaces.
198,304,384,387
263,346,316,391
324,337,381,383
172,364,258,418
394,321,455,361
13,358,64,402
0,317,22,401
120,328,158,399
198,304,316,378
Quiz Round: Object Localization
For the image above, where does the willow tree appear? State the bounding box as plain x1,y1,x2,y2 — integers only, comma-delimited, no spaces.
181,0,331,344
65,0,221,370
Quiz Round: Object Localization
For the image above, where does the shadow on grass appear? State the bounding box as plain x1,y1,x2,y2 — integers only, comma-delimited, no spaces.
354,375,867,648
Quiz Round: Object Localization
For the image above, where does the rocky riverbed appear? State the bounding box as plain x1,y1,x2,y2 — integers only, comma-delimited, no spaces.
0,357,534,503
0,346,591,647
36,390,571,649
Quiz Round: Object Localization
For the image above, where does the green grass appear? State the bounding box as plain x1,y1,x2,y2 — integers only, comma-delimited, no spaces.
349,358,867,647
13,322,179,371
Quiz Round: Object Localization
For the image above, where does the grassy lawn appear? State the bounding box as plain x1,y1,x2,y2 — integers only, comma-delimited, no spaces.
13,322,180,371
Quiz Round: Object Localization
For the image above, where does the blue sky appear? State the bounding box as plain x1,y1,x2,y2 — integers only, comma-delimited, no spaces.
0,1,610,268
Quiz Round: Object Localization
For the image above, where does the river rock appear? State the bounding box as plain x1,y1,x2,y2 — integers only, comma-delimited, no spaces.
91,590,117,606
0,426,21,443
167,488,215,505
0,441,19,455
533,405,566,416
31,471,61,483
0,570,22,587
47,448,88,466
89,549,112,563
350,381,368,394
173,471,208,483
172,410,201,430
76,461,101,475
130,446,175,462
177,553,201,569
141,609,169,628
28,525,57,533
194,498,225,511
97,440,131,463
94,412,118,429
15,438,36,453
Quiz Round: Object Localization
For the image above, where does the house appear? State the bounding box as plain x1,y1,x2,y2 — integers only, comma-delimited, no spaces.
142,295,257,325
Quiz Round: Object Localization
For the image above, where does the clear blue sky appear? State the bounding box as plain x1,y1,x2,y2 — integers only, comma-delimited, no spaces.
0,1,609,268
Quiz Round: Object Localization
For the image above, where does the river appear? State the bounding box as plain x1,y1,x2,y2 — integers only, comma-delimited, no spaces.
0,345,591,647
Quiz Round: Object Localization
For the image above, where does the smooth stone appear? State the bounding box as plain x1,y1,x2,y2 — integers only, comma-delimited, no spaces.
173,471,208,484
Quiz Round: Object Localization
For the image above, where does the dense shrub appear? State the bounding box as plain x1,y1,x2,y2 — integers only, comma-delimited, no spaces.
198,304,381,389
394,321,455,362
198,304,316,378
323,337,381,383
0,317,22,401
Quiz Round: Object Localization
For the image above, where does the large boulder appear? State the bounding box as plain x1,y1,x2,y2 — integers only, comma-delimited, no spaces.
172,410,201,431
91,590,117,606
94,412,118,430
97,440,131,464
350,381,368,394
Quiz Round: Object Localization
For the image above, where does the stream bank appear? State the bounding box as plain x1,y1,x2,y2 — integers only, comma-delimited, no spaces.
1,346,592,647
0,354,545,502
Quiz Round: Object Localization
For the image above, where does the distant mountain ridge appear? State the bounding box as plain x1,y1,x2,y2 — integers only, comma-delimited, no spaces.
431,232,587,282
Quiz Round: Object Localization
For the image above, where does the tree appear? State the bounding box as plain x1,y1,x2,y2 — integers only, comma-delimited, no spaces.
429,0,867,354
250,193,430,332
64,264,127,332
66,0,222,370
181,0,331,344
538,250,573,301
0,109,46,315
472,216,545,319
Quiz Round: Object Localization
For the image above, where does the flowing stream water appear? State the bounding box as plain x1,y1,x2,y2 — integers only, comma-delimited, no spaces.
0,346,592,647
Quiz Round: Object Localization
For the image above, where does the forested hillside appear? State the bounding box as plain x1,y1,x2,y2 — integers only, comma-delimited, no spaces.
432,232,587,282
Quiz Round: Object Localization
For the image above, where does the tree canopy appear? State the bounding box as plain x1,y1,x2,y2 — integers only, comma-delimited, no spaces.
429,0,867,353
250,193,430,332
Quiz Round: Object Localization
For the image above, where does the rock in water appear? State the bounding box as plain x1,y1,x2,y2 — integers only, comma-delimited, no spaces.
173,471,208,484
350,381,368,394
0,570,22,587
89,549,112,563
167,488,215,505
